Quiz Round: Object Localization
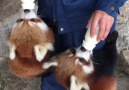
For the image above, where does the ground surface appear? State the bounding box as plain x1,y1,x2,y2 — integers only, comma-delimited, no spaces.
116,56,129,90
0,0,20,21
0,57,41,90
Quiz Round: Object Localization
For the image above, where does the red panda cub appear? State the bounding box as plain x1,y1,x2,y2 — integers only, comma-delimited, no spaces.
42,26,96,90
43,47,93,90
7,8,54,78
42,29,118,90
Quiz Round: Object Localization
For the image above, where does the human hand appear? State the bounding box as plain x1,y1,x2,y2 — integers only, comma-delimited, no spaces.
86,10,114,41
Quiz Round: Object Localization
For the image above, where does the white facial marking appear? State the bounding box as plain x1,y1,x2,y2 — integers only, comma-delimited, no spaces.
28,21,34,26
18,22,23,27
76,47,90,62
21,10,37,19
37,22,48,30
75,59,82,65
43,62,58,69
12,23,18,30
82,65,94,74
28,21,48,31
12,21,24,30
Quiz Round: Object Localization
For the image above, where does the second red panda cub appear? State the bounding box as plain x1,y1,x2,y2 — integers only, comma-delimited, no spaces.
42,31,118,90
43,47,93,90
7,9,54,78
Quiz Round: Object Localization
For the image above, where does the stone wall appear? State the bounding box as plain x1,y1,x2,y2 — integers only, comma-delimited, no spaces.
0,0,21,57
117,1,129,53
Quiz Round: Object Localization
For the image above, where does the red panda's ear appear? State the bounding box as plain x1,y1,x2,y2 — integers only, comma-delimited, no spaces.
91,76,116,90
80,46,87,52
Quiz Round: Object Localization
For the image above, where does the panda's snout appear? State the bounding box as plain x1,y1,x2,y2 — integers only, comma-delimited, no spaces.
24,9,30,13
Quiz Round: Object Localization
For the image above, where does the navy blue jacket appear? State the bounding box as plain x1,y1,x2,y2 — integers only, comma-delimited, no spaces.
37,0,127,50
37,0,127,90
38,0,127,34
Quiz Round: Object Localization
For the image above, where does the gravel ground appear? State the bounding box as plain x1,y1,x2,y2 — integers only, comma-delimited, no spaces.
0,57,41,90
116,56,129,90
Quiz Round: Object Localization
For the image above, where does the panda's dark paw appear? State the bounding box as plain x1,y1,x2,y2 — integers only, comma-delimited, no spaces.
106,31,118,45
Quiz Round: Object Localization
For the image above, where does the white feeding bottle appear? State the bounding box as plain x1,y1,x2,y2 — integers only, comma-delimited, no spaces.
21,0,35,9
82,25,100,51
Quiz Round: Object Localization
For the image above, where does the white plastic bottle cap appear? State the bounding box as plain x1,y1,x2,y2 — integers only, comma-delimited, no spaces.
21,0,35,9
82,25,99,50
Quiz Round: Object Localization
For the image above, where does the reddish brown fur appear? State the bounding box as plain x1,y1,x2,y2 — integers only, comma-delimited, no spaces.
8,51,52,78
8,19,54,78
91,76,116,90
9,57,44,78
54,50,116,90
51,31,118,90
54,50,93,89
9,19,54,58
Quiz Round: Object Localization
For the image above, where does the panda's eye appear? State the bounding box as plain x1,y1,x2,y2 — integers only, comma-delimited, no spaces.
30,18,36,22
17,19,23,23
79,58,86,63
80,46,87,52
19,19,23,22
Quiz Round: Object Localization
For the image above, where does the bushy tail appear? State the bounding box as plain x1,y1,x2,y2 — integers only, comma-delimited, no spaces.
91,76,116,90
93,31,118,77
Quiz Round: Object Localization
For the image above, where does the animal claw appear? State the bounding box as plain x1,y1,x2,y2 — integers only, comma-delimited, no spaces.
9,52,16,60
42,62,58,69
36,55,44,62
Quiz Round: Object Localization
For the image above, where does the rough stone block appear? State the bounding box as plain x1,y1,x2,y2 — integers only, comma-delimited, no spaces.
120,50,129,74
0,0,21,21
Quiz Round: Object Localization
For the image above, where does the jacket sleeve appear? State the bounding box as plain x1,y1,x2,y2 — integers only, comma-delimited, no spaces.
95,0,127,17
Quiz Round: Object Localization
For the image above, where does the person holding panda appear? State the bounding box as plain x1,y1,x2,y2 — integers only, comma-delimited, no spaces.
37,0,127,90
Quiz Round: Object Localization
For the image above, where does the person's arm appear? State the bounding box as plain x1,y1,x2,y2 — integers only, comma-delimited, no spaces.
95,0,127,17
87,0,127,41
